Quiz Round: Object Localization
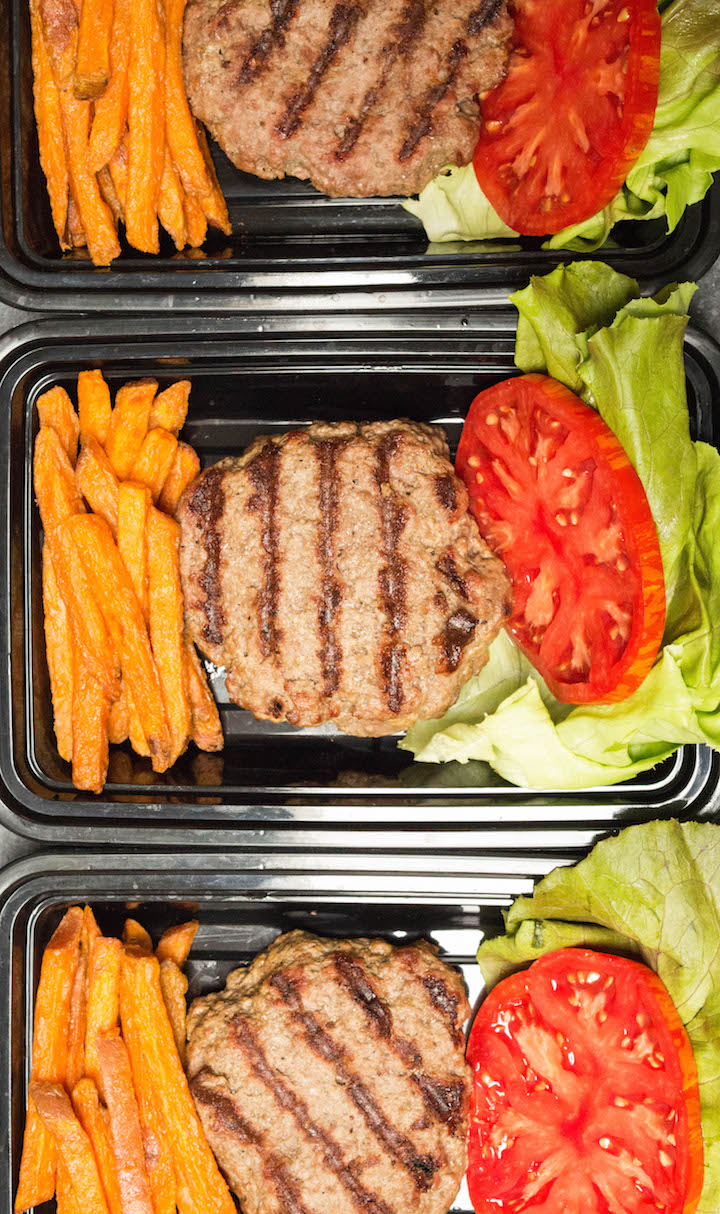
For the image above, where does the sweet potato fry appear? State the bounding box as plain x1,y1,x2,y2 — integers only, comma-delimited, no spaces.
155,920,198,968
15,907,83,1213
55,1156,78,1214
66,907,100,1092
88,0,130,172
108,691,129,744
67,515,172,769
183,190,207,249
98,166,125,226
195,125,231,235
34,427,85,539
125,0,165,254
74,0,113,99
72,1079,123,1214
50,522,119,699
75,437,120,534
131,429,178,503
117,482,151,619
71,654,110,794
67,196,87,248
120,948,236,1214
43,545,74,763
31,1083,110,1214
127,689,151,757
122,919,152,951
82,904,102,950
149,380,190,434
85,936,122,1094
77,371,112,446
108,135,128,211
163,0,213,197
147,509,190,763
30,0,69,247
158,147,187,252
105,379,157,480
96,1035,154,1214
37,386,79,465
184,640,222,752
157,443,200,515
158,960,188,1064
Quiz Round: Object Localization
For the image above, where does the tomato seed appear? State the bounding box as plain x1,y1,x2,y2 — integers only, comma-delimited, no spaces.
659,1151,672,1168
486,413,498,426
667,1134,676,1146
599,1137,612,1149
614,1096,629,1107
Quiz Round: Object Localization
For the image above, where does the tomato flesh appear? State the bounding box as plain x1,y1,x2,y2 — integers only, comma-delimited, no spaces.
473,0,662,235
467,949,704,1214
455,374,666,703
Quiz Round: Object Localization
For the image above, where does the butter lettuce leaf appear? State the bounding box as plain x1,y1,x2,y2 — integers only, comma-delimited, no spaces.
475,820,720,1212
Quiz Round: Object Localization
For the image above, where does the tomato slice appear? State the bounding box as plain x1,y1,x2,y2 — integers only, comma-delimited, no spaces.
467,949,704,1214
455,374,665,703
473,0,662,235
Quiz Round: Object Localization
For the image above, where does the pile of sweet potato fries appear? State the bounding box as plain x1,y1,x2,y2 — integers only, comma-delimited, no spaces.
16,906,236,1214
34,371,222,793
29,0,231,263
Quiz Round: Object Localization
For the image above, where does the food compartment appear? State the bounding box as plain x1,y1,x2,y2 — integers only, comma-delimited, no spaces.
2,0,720,309
1,314,719,840
0,849,565,1214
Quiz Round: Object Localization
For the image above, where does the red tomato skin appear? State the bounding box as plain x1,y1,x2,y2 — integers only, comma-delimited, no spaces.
473,0,662,235
456,374,666,704
467,948,704,1214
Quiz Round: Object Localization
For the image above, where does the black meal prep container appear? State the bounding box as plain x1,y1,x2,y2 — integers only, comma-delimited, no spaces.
1,0,719,312
0,310,718,848
0,846,591,1214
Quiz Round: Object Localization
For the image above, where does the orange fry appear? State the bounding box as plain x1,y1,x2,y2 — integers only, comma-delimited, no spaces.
37,386,79,465
30,0,68,247
184,640,222,752
75,438,120,534
149,381,190,434
15,907,83,1213
77,371,112,446
108,691,129,744
120,948,236,1214
117,482,151,619
158,148,187,252
55,1156,78,1214
88,0,130,172
105,379,157,480
158,443,200,515
96,1035,154,1214
122,919,152,951
131,429,178,503
147,509,190,764
155,920,198,968
34,427,85,539
43,545,74,763
40,0,119,266
158,959,188,1065
52,521,120,700
74,0,113,99
30,1083,109,1214
71,653,110,794
195,125,231,234
163,0,212,197
85,936,122,1094
125,0,165,254
67,195,87,248
98,166,125,226
71,1080,123,1214
183,190,207,249
65,906,98,1091
108,136,128,212
68,514,172,770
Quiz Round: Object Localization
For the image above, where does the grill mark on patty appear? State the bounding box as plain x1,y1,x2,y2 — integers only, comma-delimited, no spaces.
187,465,226,648
276,3,364,140
436,552,469,600
247,441,282,658
468,0,503,34
434,474,457,514
333,952,465,1133
438,607,478,673
421,974,462,1046
231,1015,396,1214
334,0,426,161
375,433,408,713
271,973,440,1191
398,38,469,162
315,440,345,697
236,0,300,85
191,1071,313,1214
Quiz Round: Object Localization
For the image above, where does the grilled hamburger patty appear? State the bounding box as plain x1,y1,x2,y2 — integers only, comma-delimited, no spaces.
182,0,513,197
177,419,511,736
187,931,472,1214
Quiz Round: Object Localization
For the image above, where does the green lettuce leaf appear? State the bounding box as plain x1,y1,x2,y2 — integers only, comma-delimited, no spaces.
404,0,720,249
401,261,720,787
475,820,720,1212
